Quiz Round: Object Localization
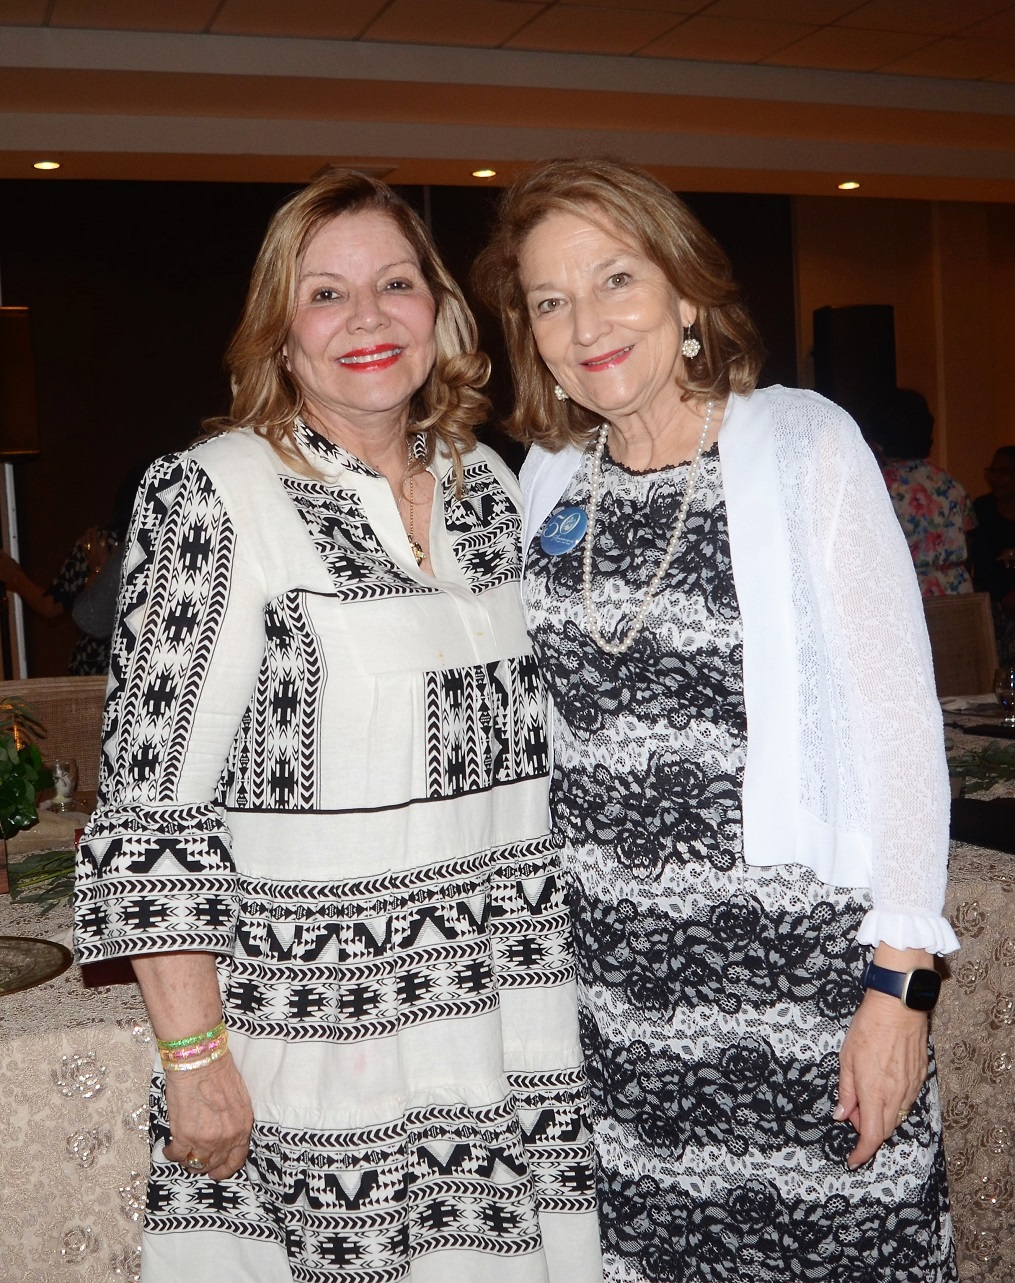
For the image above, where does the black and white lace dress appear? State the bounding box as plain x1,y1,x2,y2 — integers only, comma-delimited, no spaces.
525,444,957,1283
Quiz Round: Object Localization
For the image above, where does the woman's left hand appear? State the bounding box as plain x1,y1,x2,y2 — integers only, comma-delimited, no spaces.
836,989,928,1169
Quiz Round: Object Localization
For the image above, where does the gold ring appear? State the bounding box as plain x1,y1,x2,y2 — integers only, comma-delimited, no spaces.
896,1108,909,1124
183,1152,209,1173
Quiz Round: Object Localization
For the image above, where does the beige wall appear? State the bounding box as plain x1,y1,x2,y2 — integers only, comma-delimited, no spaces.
793,195,1015,500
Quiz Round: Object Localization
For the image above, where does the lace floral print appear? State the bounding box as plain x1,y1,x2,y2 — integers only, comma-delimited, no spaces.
525,444,957,1283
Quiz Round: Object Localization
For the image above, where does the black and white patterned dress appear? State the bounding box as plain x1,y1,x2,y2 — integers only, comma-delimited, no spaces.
75,423,600,1283
47,527,117,674
525,444,956,1283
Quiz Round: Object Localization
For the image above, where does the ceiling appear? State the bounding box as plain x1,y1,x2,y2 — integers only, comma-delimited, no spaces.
0,0,1013,198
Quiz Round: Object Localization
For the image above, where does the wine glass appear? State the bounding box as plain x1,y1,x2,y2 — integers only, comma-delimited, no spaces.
994,668,1015,727
50,758,79,812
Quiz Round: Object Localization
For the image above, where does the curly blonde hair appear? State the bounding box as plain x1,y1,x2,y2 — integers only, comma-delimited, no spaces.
471,157,763,452
206,168,490,482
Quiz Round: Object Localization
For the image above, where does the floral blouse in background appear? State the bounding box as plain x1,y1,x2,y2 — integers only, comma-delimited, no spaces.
882,457,976,597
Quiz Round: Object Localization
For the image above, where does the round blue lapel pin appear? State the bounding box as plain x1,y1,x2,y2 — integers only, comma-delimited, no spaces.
540,506,588,556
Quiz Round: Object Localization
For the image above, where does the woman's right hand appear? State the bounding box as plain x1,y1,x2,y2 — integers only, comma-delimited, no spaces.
162,1051,254,1180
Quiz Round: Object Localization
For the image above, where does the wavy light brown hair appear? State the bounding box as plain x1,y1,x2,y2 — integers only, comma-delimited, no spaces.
472,157,764,451
207,167,490,480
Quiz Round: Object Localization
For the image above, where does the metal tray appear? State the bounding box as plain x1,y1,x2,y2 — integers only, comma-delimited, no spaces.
0,935,73,996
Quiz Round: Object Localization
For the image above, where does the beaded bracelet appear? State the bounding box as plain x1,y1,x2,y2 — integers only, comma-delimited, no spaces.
162,1041,228,1073
157,1021,226,1052
157,1022,228,1073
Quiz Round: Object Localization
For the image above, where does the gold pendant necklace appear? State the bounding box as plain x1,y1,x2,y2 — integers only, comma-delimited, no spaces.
407,467,425,566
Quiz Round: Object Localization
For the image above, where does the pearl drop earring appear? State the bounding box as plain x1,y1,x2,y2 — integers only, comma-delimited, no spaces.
681,326,701,359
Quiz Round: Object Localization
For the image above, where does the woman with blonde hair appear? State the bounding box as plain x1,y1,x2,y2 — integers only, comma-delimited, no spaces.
75,168,600,1282
473,157,957,1282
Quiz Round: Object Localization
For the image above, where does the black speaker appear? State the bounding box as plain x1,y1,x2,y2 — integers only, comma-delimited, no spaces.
812,304,896,420
0,306,41,458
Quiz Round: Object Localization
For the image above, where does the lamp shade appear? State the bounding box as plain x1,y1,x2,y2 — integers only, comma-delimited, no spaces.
0,307,41,458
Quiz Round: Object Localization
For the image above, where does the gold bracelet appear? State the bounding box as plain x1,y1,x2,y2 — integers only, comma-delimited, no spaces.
162,1043,229,1073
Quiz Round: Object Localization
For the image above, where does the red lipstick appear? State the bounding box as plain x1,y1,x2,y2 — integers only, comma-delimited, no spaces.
338,344,404,371
581,346,633,371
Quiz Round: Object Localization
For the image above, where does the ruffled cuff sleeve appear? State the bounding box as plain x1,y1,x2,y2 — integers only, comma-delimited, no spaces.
856,907,960,956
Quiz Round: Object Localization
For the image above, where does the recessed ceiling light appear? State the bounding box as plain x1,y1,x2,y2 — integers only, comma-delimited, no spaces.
472,168,496,179
837,180,860,190
34,160,60,171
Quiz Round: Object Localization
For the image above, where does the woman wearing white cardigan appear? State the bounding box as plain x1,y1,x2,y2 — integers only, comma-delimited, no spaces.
473,158,958,1283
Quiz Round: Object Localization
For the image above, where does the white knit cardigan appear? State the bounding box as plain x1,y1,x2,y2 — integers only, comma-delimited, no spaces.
520,385,960,956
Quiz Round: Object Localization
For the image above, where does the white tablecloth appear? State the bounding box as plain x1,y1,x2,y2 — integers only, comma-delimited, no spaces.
0,813,150,1283
936,712,1015,1281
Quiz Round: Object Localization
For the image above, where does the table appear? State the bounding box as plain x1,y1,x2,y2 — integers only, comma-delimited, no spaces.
940,842,1014,1281
936,712,1015,1282
0,806,150,1283
1,729,1012,1281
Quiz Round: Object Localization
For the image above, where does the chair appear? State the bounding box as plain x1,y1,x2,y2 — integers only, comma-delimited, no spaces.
0,676,107,791
923,592,999,697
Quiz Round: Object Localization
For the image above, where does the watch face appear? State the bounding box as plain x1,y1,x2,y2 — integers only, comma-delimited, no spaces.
903,969,941,1012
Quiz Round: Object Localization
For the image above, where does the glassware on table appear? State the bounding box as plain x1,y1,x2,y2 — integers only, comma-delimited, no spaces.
994,667,1015,727
50,758,79,812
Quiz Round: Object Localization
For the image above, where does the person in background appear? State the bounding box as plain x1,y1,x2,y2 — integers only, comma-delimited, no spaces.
70,540,126,644
0,463,148,674
971,445,1015,663
866,387,975,597
474,156,958,1283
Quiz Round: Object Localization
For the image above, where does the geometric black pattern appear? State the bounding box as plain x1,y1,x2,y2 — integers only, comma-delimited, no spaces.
294,421,377,477
509,1069,598,1214
286,421,522,601
74,802,237,963
283,473,435,605
443,459,522,593
99,455,235,801
423,655,548,799
146,1067,596,1282
76,426,596,1279
228,590,325,811
223,837,573,1043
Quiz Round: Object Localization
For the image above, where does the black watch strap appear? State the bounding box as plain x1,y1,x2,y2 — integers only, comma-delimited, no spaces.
862,961,941,1012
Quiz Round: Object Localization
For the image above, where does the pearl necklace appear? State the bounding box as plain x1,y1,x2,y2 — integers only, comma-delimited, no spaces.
581,399,715,656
